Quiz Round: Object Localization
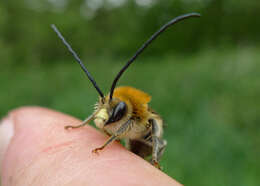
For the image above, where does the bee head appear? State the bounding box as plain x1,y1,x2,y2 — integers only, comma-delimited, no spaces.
94,97,132,129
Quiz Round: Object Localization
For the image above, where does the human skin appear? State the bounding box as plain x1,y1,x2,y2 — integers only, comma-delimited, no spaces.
0,107,182,186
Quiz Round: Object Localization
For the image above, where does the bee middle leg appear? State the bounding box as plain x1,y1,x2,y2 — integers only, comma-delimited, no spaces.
151,136,167,168
150,119,167,168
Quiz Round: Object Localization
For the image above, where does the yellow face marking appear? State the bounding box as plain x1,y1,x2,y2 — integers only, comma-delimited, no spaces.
94,108,109,129
96,108,109,120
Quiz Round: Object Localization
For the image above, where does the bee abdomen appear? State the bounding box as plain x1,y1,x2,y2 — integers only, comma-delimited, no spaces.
127,139,152,158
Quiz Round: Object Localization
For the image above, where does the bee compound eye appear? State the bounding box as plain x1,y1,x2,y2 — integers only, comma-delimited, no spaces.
106,102,127,124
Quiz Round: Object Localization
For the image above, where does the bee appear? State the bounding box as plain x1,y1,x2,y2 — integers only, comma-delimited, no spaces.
51,13,200,168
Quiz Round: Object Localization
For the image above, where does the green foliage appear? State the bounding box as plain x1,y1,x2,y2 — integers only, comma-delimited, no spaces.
0,0,260,65
0,46,259,185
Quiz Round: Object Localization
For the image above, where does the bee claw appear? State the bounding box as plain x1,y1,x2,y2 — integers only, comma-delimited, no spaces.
151,160,161,169
64,125,73,130
92,147,104,154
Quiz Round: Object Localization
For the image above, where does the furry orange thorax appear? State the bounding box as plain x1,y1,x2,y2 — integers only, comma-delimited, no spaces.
113,86,151,122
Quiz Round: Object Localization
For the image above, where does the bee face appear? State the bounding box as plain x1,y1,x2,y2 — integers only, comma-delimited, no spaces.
94,98,129,129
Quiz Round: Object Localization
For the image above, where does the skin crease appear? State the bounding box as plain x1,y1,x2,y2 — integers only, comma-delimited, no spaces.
0,107,182,186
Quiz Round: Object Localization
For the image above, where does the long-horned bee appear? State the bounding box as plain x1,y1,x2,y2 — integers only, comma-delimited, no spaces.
51,13,200,168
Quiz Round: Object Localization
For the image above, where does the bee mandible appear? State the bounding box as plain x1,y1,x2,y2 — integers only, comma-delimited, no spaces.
51,13,200,168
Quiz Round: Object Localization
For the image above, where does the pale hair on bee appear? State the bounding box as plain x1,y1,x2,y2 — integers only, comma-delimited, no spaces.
51,13,200,168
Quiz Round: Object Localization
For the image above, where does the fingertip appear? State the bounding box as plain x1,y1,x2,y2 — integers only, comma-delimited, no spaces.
0,117,14,174
1,106,95,185
1,107,181,186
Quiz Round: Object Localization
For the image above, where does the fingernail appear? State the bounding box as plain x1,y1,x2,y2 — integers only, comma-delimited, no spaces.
0,116,14,172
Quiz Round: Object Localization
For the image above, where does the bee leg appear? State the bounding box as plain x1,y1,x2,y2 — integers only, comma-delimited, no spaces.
153,139,167,169
151,137,166,169
92,119,132,153
92,135,117,153
150,119,167,168
65,111,97,129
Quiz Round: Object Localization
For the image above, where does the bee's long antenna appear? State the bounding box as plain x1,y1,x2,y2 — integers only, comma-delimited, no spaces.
51,24,104,98
109,13,200,101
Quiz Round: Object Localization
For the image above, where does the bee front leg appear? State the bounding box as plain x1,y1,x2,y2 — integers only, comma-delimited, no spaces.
150,119,167,168
92,119,132,153
65,110,98,129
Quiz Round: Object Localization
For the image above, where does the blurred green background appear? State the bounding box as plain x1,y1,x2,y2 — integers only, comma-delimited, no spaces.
0,0,259,185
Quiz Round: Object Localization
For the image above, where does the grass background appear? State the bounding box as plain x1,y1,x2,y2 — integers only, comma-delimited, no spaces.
1,46,259,185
